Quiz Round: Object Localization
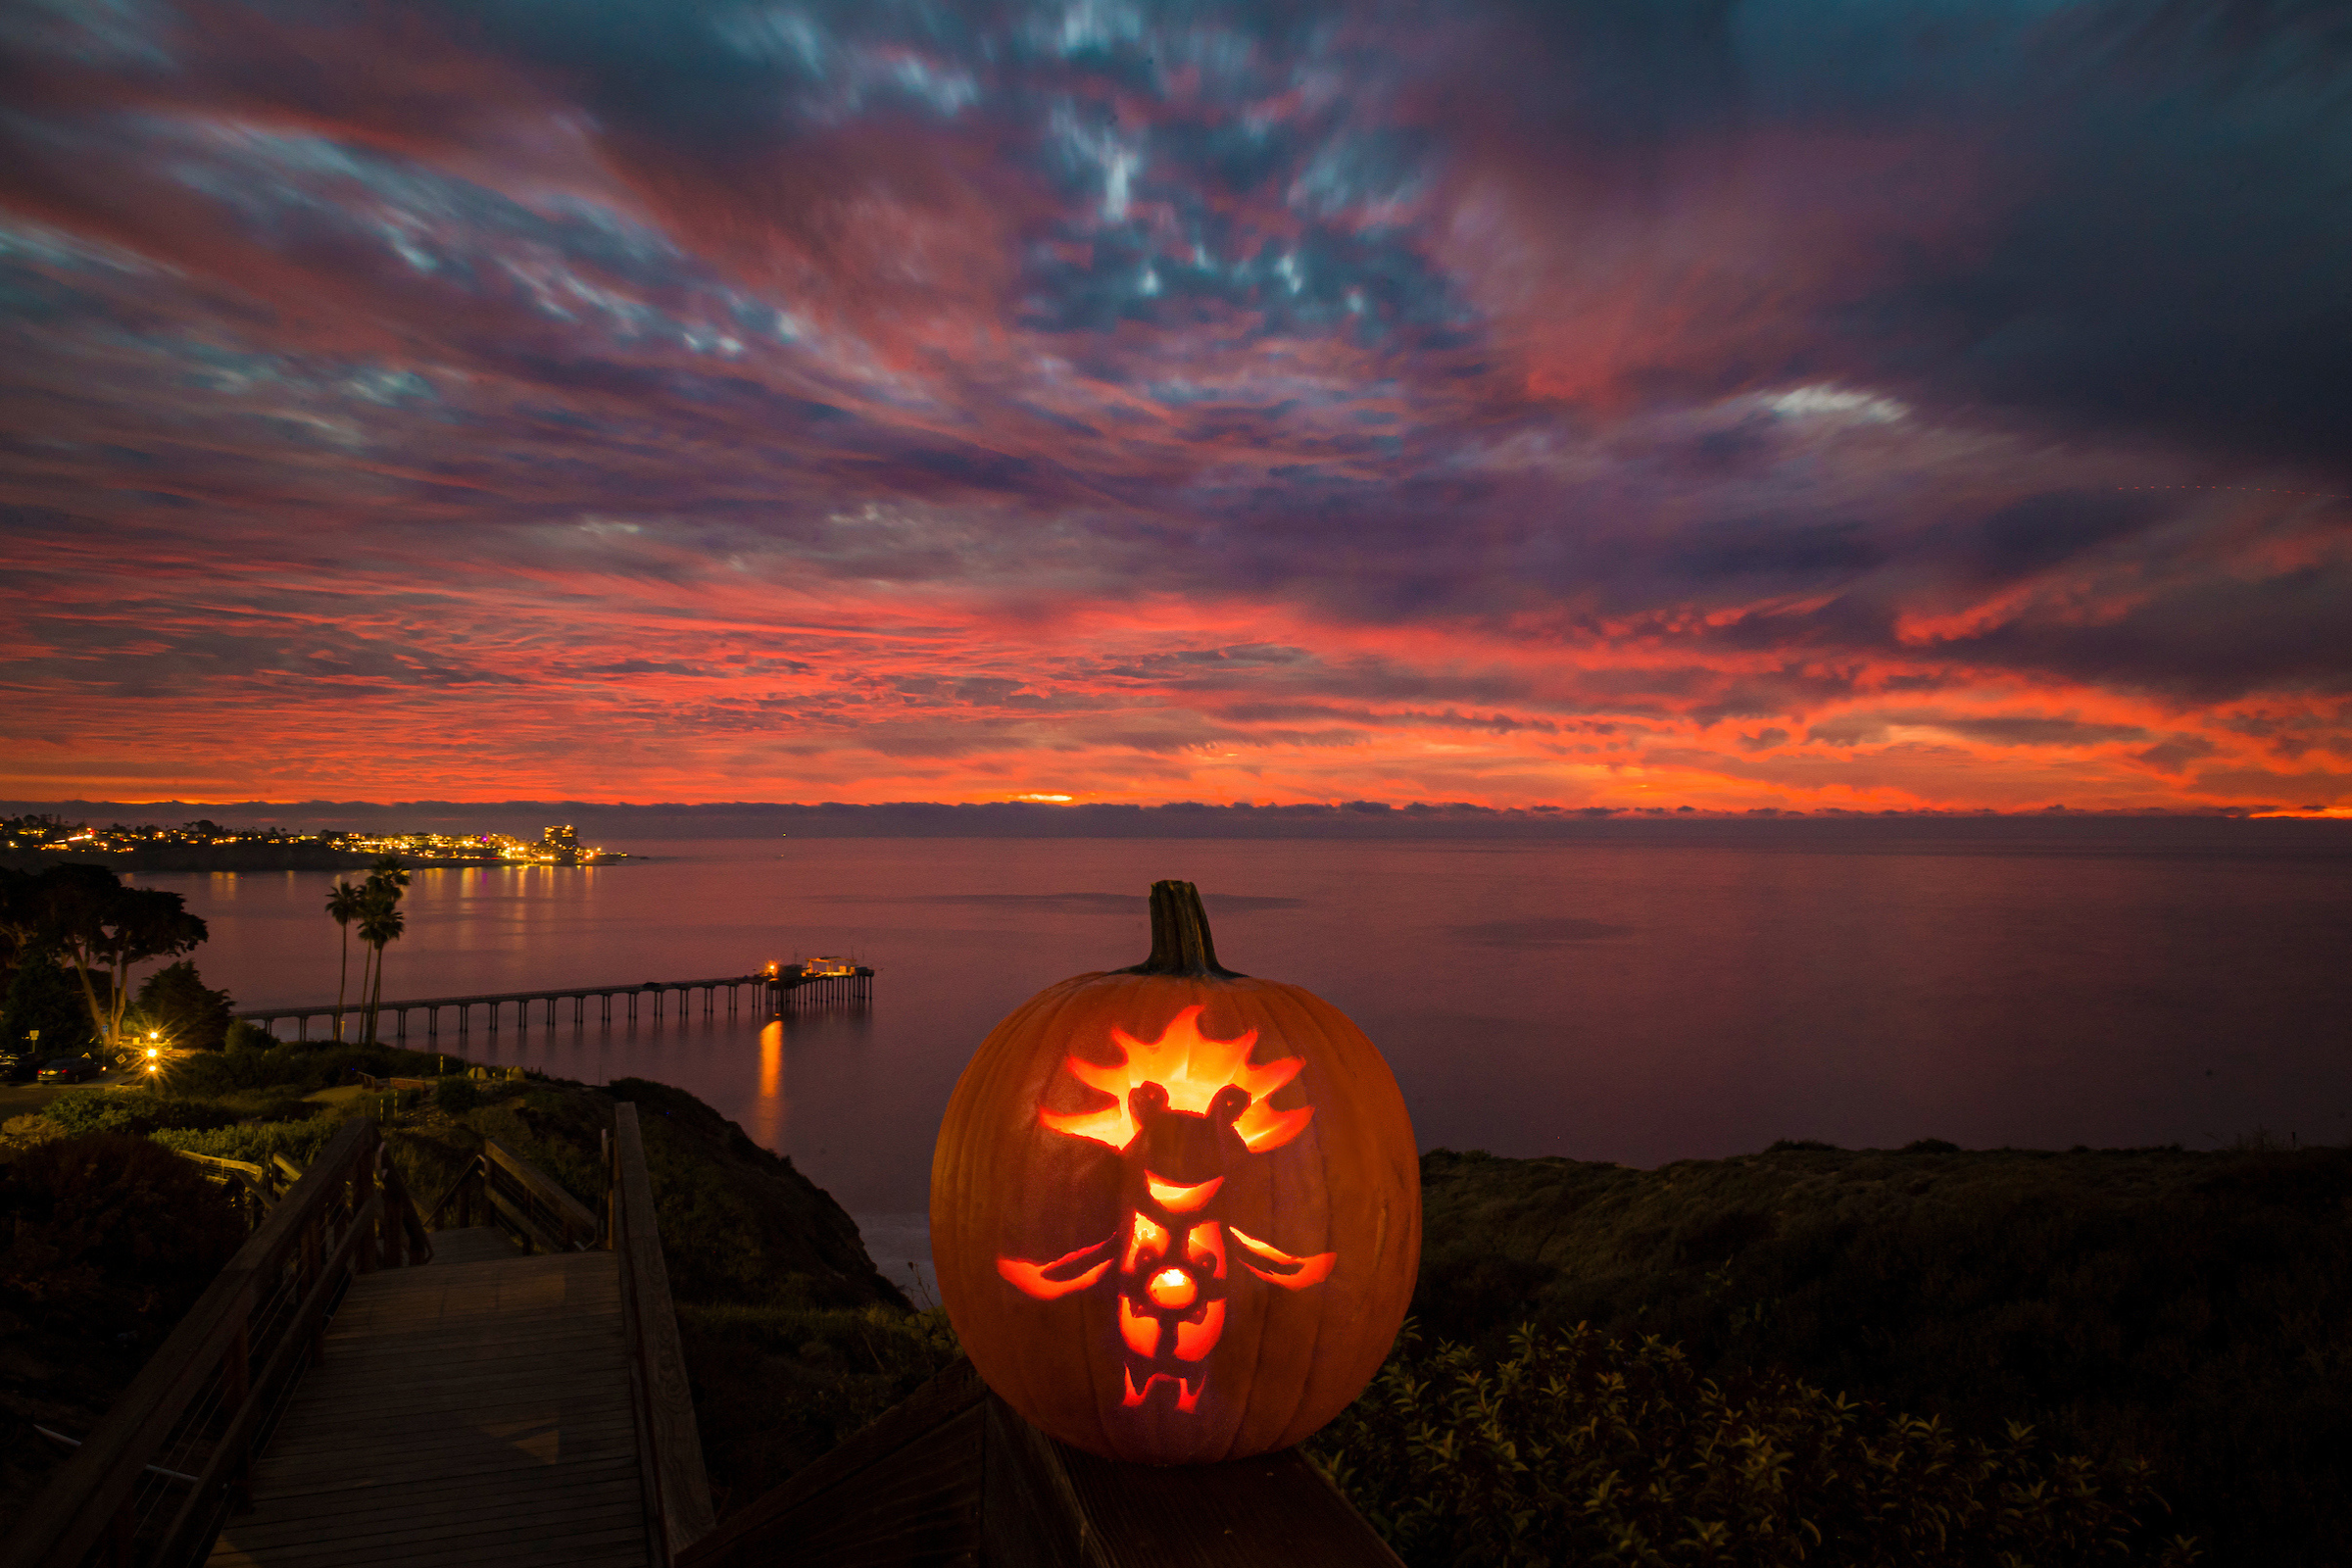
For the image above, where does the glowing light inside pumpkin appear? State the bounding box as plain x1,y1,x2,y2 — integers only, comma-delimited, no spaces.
999,1238,1116,1300
1227,1226,1339,1289
1186,1221,1226,1278
1121,1295,1160,1356
1146,1266,1198,1308
997,1002,1343,1419
1145,1172,1222,1211
1123,1368,1203,1411
1038,1004,1312,1152
1121,1211,1170,1275
1174,1298,1223,1360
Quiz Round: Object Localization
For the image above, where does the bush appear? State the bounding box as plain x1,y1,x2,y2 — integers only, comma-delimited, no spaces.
152,1119,338,1167
1315,1322,2198,1568
679,1302,962,1517
40,1090,122,1136
0,1132,244,1326
1410,1147,2352,1563
265,1092,320,1122
42,1090,239,1137
223,1019,270,1054
167,1040,445,1097
436,1076,478,1114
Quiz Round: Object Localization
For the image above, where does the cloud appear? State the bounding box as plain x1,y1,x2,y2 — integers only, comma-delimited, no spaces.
0,0,2346,810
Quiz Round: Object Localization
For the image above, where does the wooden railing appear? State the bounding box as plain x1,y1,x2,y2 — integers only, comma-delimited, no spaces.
2,1114,430,1568
415,1137,602,1253
611,1103,716,1565
169,1152,295,1232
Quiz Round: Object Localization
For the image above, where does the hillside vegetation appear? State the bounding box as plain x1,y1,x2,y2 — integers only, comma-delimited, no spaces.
1392,1144,2352,1565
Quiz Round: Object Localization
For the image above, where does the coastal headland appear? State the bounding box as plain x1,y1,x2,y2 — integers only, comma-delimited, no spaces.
0,813,627,873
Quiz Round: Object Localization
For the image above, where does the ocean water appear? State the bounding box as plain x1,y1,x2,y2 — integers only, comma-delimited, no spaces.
146,830,2352,1296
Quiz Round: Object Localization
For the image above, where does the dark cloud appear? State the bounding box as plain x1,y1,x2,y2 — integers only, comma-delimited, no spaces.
1972,492,2169,583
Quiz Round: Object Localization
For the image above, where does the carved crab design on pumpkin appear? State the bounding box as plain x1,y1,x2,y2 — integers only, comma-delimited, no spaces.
994,1004,1338,1413
931,881,1419,1465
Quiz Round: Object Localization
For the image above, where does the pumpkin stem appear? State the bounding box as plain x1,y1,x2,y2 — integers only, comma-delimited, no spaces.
1121,880,1242,978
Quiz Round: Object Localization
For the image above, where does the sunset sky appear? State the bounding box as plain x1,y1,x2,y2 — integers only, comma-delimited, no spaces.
4,0,2347,811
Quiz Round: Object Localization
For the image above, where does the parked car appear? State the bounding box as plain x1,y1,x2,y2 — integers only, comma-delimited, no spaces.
0,1051,36,1084
35,1055,102,1084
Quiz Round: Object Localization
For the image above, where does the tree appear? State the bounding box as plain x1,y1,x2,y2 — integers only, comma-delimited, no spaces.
357,887,406,1047
0,867,30,962
1,949,95,1058
133,961,236,1053
18,864,207,1051
325,881,367,1042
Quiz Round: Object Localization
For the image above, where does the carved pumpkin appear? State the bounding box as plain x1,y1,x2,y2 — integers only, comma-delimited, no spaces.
931,880,1420,1464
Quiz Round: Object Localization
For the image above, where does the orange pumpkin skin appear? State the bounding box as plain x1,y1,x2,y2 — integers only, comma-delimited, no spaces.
930,883,1420,1464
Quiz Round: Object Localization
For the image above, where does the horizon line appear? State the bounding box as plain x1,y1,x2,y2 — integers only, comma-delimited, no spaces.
7,797,2348,823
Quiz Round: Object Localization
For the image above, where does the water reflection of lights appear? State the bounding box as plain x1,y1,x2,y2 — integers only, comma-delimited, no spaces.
754,1022,785,1152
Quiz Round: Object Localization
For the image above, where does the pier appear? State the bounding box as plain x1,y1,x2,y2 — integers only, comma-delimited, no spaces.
236,965,874,1043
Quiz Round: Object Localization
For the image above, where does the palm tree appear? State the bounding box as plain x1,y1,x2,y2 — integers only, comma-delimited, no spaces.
325,881,367,1042
352,858,409,1047
357,886,406,1047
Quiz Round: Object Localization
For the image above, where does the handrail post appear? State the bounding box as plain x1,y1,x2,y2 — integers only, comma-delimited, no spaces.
375,1146,408,1267
603,1126,616,1251
613,1102,715,1562
354,1123,379,1275
220,1322,252,1508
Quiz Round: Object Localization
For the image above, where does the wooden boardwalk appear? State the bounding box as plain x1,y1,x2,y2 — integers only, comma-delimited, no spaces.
208,1239,648,1568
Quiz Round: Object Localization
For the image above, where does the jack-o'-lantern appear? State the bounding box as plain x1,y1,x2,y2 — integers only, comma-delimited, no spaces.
931,880,1420,1463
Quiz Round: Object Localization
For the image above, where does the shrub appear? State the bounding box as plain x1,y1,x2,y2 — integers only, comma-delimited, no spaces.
1314,1322,2198,1568
42,1090,239,1137
1409,1147,2352,1562
222,1019,270,1054
436,1076,478,1114
678,1302,962,1517
0,1132,244,1327
235,1090,319,1124
41,1090,122,1136
167,1040,445,1097
152,1119,338,1167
